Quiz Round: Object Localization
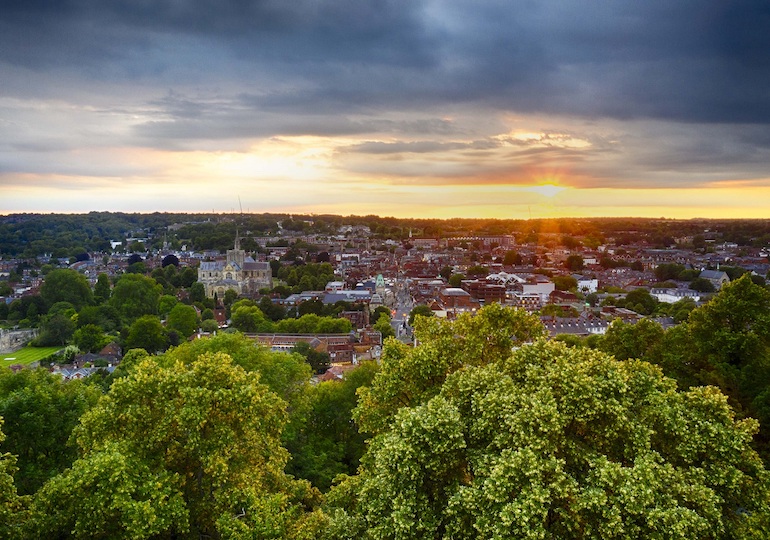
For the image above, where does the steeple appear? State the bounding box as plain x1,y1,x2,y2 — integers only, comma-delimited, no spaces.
227,228,245,267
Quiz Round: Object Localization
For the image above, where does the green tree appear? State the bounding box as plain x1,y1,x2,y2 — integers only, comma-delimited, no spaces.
29,353,320,539
223,288,239,307
201,319,219,334
329,340,770,539
623,288,658,315
231,305,274,333
77,304,122,333
165,334,313,434
40,269,93,310
466,265,489,278
687,274,770,415
565,254,584,271
36,313,76,346
540,304,579,318
553,275,577,291
93,273,111,304
690,277,716,293
0,369,102,496
189,281,206,304
597,318,665,361
72,324,110,353
439,266,454,280
356,303,546,435
373,313,395,340
0,419,24,538
286,362,379,492
109,274,162,324
166,303,199,338
503,250,522,265
259,296,287,322
124,315,168,353
655,263,686,282
291,341,331,374
158,294,178,317
448,273,465,287
408,304,434,326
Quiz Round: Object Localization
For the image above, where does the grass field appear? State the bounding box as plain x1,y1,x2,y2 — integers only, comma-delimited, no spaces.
1,346,62,368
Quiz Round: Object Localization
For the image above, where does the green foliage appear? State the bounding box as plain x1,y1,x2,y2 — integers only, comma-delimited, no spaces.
690,277,716,293
448,273,465,287
687,275,770,408
166,303,199,338
7,296,47,325
466,265,489,278
329,340,770,539
201,319,219,333
565,254,584,271
40,269,93,310
163,333,313,425
30,441,189,539
540,304,580,318
231,305,274,333
0,369,102,495
72,324,110,353
124,315,168,353
109,273,162,324
28,352,319,539
621,288,658,315
277,263,336,293
553,275,577,291
276,315,352,334
35,313,76,346
355,304,546,436
660,297,697,323
158,294,178,317
408,304,434,326
76,304,122,333
0,419,25,539
372,313,395,340
189,281,206,303
503,250,523,265
285,362,379,491
655,263,686,282
291,342,331,375
597,318,665,362
260,296,287,321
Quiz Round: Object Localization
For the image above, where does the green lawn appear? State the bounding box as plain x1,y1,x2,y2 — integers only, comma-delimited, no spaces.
1,346,62,368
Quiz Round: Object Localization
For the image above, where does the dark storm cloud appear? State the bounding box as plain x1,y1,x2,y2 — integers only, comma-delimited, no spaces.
3,0,769,125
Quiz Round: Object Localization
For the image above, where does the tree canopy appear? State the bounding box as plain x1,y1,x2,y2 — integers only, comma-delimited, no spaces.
28,352,320,539
328,321,770,539
40,269,93,310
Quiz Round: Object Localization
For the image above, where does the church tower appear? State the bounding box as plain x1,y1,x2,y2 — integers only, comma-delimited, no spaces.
227,229,246,267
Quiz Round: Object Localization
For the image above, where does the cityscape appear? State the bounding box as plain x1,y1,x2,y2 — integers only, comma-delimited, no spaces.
2,0,770,537
1,212,770,536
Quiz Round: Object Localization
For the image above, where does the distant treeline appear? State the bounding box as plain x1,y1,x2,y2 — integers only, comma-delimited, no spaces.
2,212,770,258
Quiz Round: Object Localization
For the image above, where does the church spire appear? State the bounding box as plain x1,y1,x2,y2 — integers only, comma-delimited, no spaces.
234,228,241,251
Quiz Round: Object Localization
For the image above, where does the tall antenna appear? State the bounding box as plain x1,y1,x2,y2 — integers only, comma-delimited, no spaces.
238,196,243,216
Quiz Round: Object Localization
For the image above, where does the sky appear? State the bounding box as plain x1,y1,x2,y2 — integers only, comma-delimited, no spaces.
1,0,770,219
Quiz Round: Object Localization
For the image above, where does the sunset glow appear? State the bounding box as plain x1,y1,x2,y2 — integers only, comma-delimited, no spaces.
1,1,769,218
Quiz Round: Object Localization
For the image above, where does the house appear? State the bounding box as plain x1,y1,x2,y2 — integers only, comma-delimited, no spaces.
650,288,700,304
699,270,730,290
522,280,555,304
438,288,480,317
572,274,598,293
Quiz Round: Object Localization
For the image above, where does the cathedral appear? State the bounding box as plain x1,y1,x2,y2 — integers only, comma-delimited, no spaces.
198,234,273,299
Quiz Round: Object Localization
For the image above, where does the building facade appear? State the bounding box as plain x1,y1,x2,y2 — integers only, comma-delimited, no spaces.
198,235,272,299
